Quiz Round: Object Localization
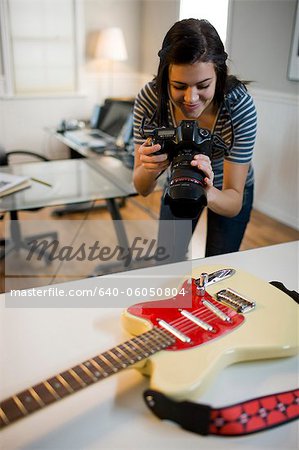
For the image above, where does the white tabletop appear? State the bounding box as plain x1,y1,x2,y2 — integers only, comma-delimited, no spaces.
0,241,298,449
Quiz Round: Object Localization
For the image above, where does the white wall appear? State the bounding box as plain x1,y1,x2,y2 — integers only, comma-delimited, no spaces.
0,95,91,159
140,0,180,76
227,0,298,228
227,0,298,94
0,0,181,158
251,87,298,227
84,0,142,73
0,0,148,158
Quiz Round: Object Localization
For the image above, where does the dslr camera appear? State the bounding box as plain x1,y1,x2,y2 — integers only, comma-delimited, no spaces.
140,119,212,218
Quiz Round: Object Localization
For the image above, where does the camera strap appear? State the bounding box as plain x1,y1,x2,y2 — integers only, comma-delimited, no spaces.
143,388,299,436
143,281,299,436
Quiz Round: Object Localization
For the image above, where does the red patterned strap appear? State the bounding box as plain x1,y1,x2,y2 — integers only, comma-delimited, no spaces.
143,388,299,436
209,388,299,436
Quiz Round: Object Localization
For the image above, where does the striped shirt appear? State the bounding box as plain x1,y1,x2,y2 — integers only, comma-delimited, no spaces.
133,80,257,189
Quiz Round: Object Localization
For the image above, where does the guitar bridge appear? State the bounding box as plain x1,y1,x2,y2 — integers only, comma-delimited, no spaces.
216,288,255,313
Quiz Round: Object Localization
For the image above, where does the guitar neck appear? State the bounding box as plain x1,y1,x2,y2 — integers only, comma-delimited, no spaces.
0,327,174,429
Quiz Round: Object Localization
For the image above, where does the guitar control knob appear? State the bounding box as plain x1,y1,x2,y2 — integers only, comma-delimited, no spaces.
196,272,208,296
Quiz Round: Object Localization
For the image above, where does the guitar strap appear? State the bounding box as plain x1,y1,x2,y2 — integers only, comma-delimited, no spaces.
143,282,299,436
143,388,299,436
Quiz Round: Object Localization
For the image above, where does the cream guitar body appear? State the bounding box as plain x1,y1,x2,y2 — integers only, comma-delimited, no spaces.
122,265,298,399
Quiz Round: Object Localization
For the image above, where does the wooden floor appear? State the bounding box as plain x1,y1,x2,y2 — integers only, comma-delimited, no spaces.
1,190,298,292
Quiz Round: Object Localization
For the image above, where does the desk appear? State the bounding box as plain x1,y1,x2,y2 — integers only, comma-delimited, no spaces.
0,158,136,260
46,130,136,219
0,158,134,212
52,128,128,160
0,242,298,449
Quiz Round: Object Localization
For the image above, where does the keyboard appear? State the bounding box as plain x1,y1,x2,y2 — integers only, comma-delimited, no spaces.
89,130,104,138
64,130,107,148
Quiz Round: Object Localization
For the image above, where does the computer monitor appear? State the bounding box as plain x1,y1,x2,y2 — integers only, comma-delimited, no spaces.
97,99,134,138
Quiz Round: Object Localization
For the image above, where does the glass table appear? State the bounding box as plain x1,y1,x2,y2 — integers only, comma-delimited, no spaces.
0,158,135,212
0,158,137,262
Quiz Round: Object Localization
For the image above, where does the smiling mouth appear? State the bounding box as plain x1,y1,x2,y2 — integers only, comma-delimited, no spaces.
183,104,201,111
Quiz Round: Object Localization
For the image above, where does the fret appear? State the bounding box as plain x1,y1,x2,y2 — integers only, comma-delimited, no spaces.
56,375,74,393
146,328,168,345
106,350,128,369
81,361,103,381
47,376,73,397
130,337,154,355
33,383,57,406
102,351,123,370
133,334,157,355
93,355,114,375
0,407,9,427
120,340,145,358
0,328,175,429
151,327,175,347
128,335,153,355
80,363,100,382
59,371,83,391
141,329,161,346
17,390,44,413
146,329,172,349
28,388,45,407
43,381,60,401
12,396,28,416
98,354,120,373
68,369,86,388
0,398,25,423
153,326,175,343
71,365,94,385
114,345,139,364
145,331,164,350
89,358,109,378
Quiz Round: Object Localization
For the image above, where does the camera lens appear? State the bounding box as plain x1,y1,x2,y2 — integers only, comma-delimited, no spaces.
150,120,212,219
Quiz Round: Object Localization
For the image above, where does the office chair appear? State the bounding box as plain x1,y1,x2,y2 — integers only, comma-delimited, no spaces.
0,146,58,263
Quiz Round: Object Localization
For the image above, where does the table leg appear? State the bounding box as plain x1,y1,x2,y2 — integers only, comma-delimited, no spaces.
91,198,131,276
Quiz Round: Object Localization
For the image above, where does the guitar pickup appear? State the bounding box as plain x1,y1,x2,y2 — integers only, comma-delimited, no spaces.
216,288,255,313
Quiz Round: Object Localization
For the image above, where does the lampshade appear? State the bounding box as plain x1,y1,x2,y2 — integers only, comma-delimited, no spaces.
94,27,128,62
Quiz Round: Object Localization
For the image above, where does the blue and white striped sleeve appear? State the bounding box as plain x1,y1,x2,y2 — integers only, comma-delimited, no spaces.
226,91,257,165
133,82,157,146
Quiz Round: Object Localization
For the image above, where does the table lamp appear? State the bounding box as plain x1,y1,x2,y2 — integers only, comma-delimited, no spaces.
93,26,128,96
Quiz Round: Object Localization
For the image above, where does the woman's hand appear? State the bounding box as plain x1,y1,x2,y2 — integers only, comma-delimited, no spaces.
138,138,169,174
191,154,214,187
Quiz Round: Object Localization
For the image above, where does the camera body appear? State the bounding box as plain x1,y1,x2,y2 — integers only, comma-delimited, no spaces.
142,120,213,218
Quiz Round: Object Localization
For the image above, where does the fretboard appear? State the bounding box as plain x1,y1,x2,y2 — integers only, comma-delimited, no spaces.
0,326,175,429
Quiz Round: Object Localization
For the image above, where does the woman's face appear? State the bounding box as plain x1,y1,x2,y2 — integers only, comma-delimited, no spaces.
168,61,217,119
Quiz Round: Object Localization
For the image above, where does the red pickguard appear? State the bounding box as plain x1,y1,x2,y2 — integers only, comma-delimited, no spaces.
127,279,244,351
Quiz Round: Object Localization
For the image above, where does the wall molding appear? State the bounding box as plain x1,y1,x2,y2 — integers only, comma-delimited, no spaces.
250,87,298,230
250,87,299,106
254,199,299,231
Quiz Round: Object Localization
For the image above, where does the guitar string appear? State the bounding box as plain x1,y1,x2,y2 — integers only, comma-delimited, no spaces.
159,302,234,335
2,328,172,423
157,314,223,337
168,310,216,330
167,318,217,336
1,305,232,422
169,302,239,336
162,313,236,338
2,319,232,422
166,301,231,328
172,306,235,333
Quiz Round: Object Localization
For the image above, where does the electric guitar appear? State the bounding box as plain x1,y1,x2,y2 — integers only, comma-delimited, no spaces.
0,266,298,429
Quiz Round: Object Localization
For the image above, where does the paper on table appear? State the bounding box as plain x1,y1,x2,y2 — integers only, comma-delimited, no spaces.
0,172,31,197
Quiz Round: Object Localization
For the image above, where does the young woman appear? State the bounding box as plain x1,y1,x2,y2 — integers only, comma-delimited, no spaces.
133,18,257,259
